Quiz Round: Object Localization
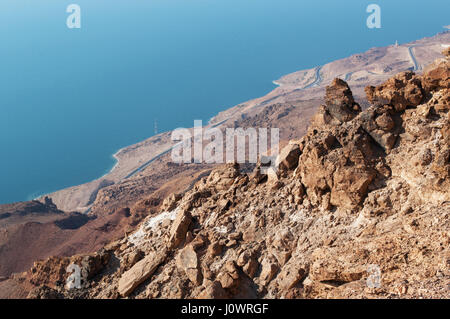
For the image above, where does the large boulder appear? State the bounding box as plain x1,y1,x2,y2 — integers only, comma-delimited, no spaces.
237,251,259,278
259,255,279,286
194,280,227,299
217,261,240,289
358,104,399,150
422,62,449,93
176,245,202,285
118,250,167,297
167,209,192,249
330,165,377,210
298,123,378,210
275,143,301,171
276,259,308,290
310,247,367,284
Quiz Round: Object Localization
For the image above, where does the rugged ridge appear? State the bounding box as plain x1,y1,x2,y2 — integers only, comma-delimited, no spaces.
5,49,450,299
2,34,444,283
15,50,450,298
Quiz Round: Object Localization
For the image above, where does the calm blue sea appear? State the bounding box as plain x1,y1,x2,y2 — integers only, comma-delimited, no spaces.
0,0,448,204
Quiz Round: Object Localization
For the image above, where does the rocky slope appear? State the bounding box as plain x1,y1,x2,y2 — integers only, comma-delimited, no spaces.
0,163,215,281
0,197,126,279
1,34,442,282
12,48,449,299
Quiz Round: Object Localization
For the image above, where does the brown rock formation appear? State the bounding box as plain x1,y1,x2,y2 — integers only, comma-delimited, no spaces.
14,48,450,300
365,71,424,111
325,78,361,122
168,209,192,249
118,250,166,297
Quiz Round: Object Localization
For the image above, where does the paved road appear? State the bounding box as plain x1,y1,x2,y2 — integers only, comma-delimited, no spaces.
407,45,421,71
123,148,173,179
123,119,228,180
91,63,325,211
303,66,323,89
256,65,323,108
344,72,353,81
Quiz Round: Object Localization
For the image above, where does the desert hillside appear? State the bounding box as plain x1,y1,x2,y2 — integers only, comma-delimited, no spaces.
5,47,448,299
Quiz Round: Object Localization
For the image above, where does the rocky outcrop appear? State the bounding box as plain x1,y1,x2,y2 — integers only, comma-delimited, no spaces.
298,122,379,210
276,143,301,172
358,104,400,150
324,78,361,122
365,71,424,111
28,250,110,289
118,250,167,297
168,209,192,249
23,49,450,300
422,51,449,93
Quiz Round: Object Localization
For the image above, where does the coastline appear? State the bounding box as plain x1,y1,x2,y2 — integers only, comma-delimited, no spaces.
31,148,123,202
103,148,123,179
272,80,283,87
32,31,450,213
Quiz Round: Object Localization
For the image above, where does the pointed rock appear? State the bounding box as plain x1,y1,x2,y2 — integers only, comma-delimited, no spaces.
168,209,192,249
325,78,361,122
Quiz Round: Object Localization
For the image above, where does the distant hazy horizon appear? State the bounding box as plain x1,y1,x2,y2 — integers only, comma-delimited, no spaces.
0,0,449,204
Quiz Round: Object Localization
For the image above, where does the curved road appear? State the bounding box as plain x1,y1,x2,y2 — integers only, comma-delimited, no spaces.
257,65,323,107
303,66,323,89
407,45,421,71
123,46,423,183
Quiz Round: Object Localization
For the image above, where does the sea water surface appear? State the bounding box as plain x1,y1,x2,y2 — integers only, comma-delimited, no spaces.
0,0,449,204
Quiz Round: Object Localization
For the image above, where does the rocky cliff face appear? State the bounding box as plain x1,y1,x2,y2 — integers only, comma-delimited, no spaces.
15,48,450,299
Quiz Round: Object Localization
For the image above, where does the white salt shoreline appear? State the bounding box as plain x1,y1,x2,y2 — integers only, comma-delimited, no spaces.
272,80,283,87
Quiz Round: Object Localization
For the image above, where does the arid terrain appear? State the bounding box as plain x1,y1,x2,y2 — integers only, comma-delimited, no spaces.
0,32,448,299
42,32,450,215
